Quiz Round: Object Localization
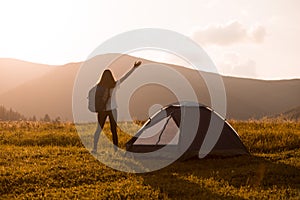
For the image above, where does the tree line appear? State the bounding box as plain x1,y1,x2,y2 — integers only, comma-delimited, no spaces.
0,105,61,122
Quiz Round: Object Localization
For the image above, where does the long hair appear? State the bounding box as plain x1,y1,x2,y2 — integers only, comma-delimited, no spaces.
98,69,116,88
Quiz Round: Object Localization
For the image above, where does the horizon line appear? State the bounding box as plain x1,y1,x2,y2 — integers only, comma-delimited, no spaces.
0,54,299,81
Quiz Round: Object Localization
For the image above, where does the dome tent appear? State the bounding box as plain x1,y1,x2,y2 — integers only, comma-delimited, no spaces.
126,102,249,159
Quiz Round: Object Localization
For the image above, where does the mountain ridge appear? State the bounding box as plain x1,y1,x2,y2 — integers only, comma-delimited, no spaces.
2,55,299,81
0,54,299,121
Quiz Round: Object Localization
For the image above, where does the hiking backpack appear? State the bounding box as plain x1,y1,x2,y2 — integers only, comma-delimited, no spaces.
88,85,109,112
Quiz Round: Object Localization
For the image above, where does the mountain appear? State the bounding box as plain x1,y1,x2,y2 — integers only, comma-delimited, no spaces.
0,54,299,121
0,62,79,121
0,58,55,95
273,106,300,120
222,77,300,120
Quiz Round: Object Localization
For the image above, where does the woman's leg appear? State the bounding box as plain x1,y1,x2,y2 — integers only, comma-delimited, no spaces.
93,111,108,152
108,109,118,148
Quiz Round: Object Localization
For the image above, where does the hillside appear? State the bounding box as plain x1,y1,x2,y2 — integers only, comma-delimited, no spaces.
274,106,300,120
0,62,79,121
0,58,55,95
0,54,299,121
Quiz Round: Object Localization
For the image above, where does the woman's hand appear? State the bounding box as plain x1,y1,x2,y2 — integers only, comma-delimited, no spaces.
119,60,142,84
133,60,142,68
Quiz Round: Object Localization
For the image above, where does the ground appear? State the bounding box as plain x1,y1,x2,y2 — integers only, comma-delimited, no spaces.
0,120,299,199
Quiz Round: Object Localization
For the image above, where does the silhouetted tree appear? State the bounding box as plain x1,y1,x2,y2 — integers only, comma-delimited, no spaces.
53,116,61,123
43,114,51,122
0,105,26,121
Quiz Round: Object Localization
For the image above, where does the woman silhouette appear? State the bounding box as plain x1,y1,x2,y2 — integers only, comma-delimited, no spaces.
92,61,142,153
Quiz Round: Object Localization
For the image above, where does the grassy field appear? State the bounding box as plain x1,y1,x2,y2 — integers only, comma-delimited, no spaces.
0,120,299,199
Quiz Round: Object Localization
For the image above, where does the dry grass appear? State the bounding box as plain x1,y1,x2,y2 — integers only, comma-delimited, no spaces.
0,120,299,199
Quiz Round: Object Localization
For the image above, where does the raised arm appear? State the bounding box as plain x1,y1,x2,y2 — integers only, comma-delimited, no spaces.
118,61,142,84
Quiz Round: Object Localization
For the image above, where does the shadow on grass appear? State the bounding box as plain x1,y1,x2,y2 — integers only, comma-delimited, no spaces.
140,155,300,199
142,171,232,200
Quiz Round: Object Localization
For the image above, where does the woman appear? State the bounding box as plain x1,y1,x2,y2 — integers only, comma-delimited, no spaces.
92,60,142,153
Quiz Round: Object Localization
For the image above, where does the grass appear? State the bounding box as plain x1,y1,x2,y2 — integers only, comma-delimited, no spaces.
0,120,299,199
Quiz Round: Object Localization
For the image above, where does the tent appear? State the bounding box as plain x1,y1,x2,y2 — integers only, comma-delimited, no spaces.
126,103,249,159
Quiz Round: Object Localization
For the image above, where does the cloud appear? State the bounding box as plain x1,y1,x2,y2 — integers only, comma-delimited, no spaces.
250,25,266,43
191,21,266,46
218,52,256,78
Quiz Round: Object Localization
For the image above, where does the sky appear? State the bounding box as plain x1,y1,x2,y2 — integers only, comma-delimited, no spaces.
0,0,299,79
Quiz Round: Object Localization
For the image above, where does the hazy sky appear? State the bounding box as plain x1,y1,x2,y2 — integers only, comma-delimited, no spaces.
0,0,299,79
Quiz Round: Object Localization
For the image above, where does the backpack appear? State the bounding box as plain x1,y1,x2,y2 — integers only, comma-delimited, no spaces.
88,85,109,112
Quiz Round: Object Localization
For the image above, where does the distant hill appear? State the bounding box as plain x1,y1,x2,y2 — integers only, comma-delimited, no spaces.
273,106,300,120
0,61,79,121
0,58,55,95
221,77,300,120
0,54,299,121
